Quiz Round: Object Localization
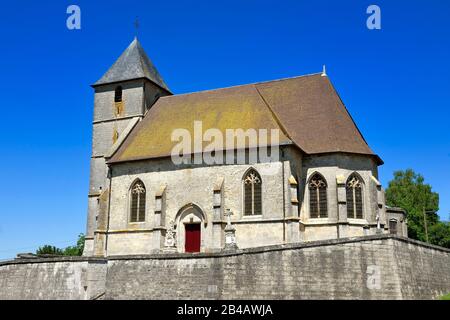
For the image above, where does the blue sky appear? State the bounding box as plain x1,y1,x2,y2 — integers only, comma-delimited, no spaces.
0,0,449,259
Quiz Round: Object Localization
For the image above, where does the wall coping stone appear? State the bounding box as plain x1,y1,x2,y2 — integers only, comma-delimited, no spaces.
0,256,106,267
1,235,448,266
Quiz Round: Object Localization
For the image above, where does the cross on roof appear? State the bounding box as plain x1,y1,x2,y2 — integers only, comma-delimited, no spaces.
134,17,140,36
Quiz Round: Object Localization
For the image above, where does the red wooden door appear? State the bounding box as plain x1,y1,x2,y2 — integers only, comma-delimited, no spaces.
185,224,201,253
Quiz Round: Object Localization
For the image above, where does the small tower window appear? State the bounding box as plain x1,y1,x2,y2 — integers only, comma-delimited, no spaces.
130,180,146,222
308,173,328,218
389,219,398,235
114,86,123,102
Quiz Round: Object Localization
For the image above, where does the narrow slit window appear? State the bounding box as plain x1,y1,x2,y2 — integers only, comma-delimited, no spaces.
114,86,123,102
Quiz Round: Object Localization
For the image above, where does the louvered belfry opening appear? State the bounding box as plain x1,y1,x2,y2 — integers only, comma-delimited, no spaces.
244,169,262,216
114,86,124,116
130,180,146,222
308,173,328,218
346,174,363,219
114,86,123,102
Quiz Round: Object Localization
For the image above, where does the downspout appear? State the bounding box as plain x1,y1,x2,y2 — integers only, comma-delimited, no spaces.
104,165,113,256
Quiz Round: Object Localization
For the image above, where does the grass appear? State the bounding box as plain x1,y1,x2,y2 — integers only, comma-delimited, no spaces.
440,293,450,300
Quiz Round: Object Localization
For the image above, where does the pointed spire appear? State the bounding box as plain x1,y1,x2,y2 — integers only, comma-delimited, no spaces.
321,65,327,77
94,38,170,92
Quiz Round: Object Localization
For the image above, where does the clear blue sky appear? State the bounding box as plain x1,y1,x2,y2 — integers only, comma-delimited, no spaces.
0,0,449,259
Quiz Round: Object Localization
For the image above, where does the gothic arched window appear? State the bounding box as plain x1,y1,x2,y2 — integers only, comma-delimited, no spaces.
243,169,262,216
130,180,146,222
308,173,328,218
346,174,363,219
114,86,123,102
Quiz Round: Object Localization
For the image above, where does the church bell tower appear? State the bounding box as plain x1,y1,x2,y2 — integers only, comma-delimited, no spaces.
84,38,171,256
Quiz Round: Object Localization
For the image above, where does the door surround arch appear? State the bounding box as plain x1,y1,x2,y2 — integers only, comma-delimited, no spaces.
174,203,207,253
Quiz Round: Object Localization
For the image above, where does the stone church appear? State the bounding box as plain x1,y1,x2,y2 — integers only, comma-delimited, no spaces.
83,38,407,257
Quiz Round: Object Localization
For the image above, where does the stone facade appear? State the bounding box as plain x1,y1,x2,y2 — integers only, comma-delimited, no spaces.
299,153,391,240
90,146,404,256
1,236,449,300
85,78,170,256
386,207,408,237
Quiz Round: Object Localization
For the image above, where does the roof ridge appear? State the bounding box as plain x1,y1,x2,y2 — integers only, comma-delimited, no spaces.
325,76,375,154
253,85,296,148
160,72,323,99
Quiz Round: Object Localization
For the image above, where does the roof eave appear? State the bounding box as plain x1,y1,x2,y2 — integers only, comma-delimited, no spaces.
304,151,384,166
91,76,173,94
107,141,295,165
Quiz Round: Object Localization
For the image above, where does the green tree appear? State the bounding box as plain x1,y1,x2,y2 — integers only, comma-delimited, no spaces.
385,169,448,247
36,245,63,255
63,234,85,256
36,234,85,256
428,222,450,248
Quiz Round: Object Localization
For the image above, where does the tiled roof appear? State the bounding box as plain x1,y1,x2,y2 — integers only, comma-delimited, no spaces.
109,73,381,164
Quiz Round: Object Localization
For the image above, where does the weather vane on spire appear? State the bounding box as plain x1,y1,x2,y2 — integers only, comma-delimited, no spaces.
134,16,140,38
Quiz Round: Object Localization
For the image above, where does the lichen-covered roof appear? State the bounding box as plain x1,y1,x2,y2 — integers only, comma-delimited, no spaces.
93,38,170,92
109,73,381,164
109,84,291,163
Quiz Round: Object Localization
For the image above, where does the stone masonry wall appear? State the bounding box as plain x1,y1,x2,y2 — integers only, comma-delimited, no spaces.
0,236,449,300
106,160,287,254
105,235,450,300
0,257,107,300
0,259,87,300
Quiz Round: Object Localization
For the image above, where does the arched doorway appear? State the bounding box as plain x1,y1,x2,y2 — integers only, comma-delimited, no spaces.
185,224,201,253
175,204,207,253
